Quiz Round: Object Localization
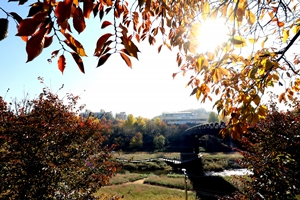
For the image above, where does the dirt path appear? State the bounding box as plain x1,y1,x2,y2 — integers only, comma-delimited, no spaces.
125,178,146,185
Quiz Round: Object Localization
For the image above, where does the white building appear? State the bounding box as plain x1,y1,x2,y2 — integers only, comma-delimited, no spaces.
161,111,208,125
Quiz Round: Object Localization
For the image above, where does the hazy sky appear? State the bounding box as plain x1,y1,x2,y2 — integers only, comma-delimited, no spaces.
0,1,218,119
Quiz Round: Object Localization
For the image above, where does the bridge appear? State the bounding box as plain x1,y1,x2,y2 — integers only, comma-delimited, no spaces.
182,122,232,154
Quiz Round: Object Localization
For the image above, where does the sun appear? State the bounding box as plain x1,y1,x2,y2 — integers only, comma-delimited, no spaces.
192,18,229,53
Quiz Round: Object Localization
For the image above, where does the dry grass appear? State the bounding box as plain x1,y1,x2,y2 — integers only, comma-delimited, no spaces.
96,184,197,200
107,173,148,185
144,174,193,190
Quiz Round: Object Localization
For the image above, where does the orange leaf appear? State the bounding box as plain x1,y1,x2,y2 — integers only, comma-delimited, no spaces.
63,32,87,56
43,35,53,48
120,52,132,68
71,52,85,73
83,0,94,18
26,27,47,62
97,53,111,67
122,35,140,59
73,6,86,34
54,0,73,25
277,21,284,27
101,21,112,29
94,33,113,55
58,54,66,74
16,18,42,36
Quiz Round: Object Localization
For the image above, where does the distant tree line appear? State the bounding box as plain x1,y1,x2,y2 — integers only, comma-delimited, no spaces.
96,114,189,152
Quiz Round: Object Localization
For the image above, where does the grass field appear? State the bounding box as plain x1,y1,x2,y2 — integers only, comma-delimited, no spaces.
96,184,197,200
144,174,193,190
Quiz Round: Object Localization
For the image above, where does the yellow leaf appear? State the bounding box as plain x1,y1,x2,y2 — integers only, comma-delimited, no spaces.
248,38,257,44
293,25,300,34
261,58,273,71
197,55,208,72
219,67,229,76
257,105,268,118
246,10,256,25
231,36,246,48
206,52,214,61
228,6,234,22
261,36,268,48
283,29,289,43
196,88,201,100
202,1,210,20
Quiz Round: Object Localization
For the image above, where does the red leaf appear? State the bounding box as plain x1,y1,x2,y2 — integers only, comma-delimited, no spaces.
9,12,23,23
43,35,53,48
83,0,94,18
71,52,85,73
58,54,66,74
158,44,162,53
93,2,100,17
16,18,42,36
73,6,86,34
120,52,132,68
172,73,177,79
51,50,60,58
54,0,73,25
26,27,47,62
94,33,113,55
101,21,112,29
97,53,111,67
27,2,44,17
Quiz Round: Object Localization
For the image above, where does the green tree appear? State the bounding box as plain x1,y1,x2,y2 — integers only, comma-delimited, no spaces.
153,134,165,151
207,111,219,123
2,0,300,138
129,132,143,150
0,88,117,199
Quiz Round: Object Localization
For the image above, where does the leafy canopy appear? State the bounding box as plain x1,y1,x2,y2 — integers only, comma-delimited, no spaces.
1,0,300,138
0,83,117,199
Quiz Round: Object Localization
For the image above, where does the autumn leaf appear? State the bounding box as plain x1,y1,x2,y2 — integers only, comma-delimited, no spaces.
16,18,42,36
231,36,246,48
73,7,86,34
283,29,289,43
27,2,44,17
0,18,9,41
83,0,94,18
71,52,85,73
97,53,111,67
122,35,140,60
54,0,73,25
94,33,113,55
120,52,132,68
202,1,210,20
9,12,23,23
277,21,284,27
26,27,47,62
43,36,53,48
58,54,66,74
63,33,87,56
101,21,112,29
51,50,60,58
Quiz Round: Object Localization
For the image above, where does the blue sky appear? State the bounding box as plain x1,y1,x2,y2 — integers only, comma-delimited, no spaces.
0,1,216,119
